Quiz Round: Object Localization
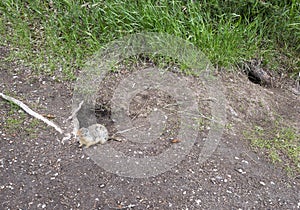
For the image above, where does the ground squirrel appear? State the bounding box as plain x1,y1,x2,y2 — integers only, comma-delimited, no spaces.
77,124,109,148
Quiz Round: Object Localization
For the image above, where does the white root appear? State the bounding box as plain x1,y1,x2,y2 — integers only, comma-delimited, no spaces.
67,100,84,121
69,100,84,136
0,92,63,134
61,100,84,144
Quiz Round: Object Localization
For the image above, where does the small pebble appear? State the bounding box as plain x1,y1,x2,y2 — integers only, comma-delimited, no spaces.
236,168,246,174
259,181,266,186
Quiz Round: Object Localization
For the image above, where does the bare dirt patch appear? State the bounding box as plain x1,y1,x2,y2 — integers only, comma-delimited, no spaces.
0,46,299,209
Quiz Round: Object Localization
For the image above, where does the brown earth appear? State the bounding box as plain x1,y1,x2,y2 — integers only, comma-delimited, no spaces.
0,46,299,209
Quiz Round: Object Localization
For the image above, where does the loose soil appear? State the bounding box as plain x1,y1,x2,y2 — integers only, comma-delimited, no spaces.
0,46,299,209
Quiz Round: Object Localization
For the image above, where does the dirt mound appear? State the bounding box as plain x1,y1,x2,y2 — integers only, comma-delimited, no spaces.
0,46,299,209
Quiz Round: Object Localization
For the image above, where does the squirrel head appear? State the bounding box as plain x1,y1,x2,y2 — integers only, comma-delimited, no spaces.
77,127,89,137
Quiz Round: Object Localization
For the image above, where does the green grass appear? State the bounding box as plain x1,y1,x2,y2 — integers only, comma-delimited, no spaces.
0,0,299,79
245,123,300,176
4,102,26,133
2,100,45,138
